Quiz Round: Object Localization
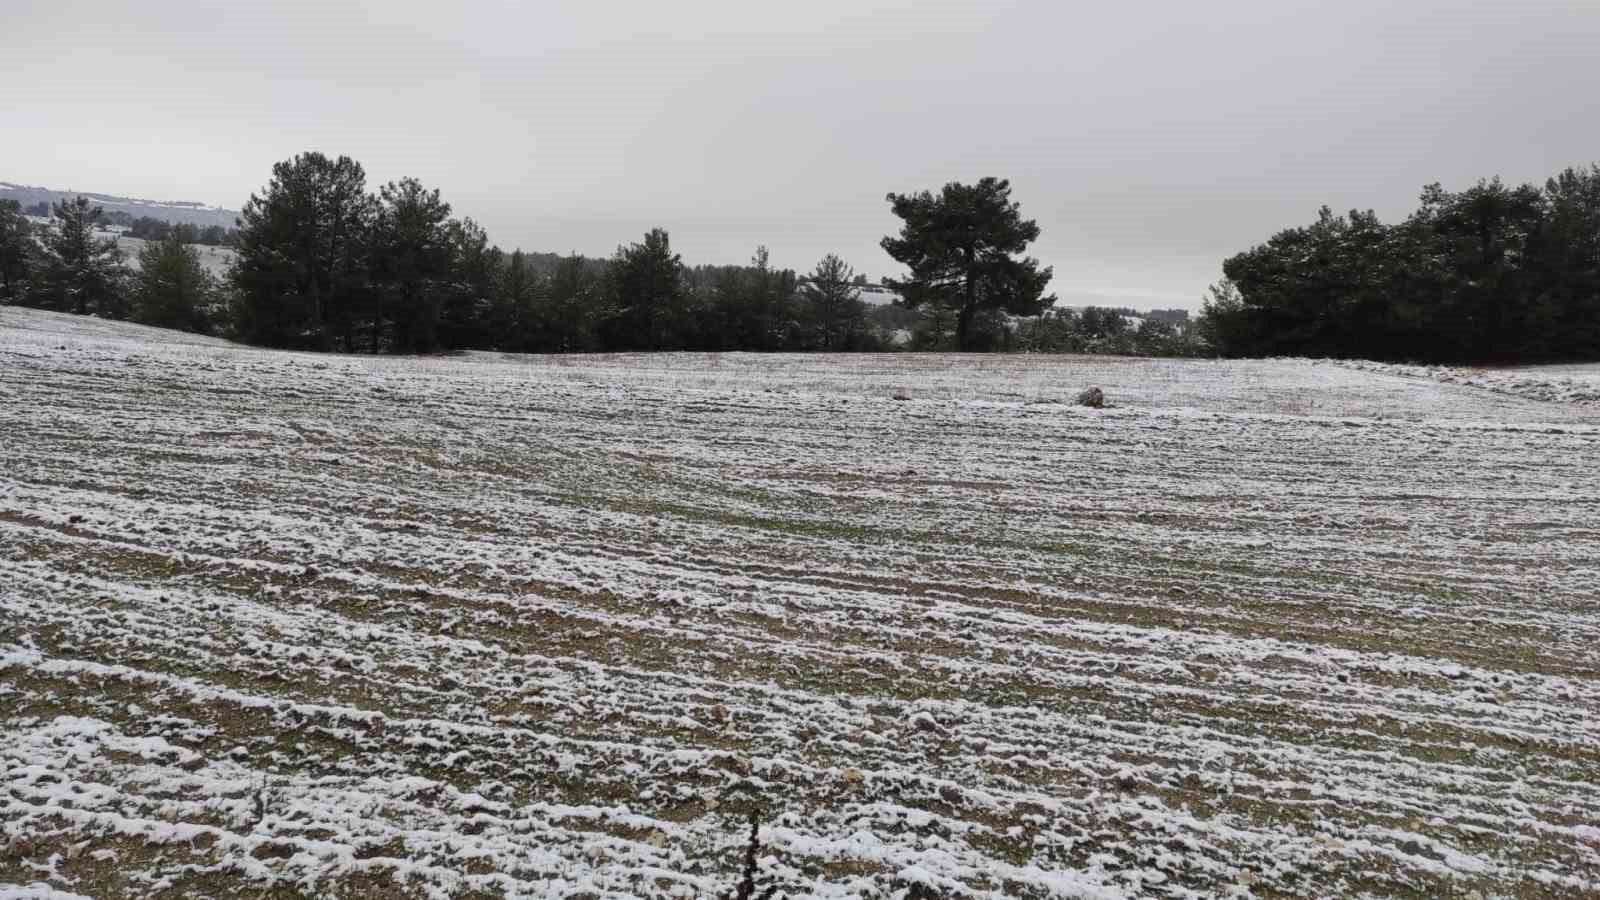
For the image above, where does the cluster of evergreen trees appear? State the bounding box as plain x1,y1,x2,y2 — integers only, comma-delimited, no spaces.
12,155,1598,364
2,155,1075,356
1204,165,1600,363
1,195,216,332
225,153,892,354
0,159,887,354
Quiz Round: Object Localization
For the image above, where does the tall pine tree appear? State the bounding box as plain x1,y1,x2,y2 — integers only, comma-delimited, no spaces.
603,228,684,351
881,178,1055,351
439,217,497,350
34,196,129,317
370,178,454,353
230,152,375,349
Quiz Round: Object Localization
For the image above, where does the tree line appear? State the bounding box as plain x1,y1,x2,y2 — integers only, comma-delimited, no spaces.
121,215,237,246
1203,164,1600,363
223,153,908,354
26,151,1592,364
1,154,1077,354
1,195,215,331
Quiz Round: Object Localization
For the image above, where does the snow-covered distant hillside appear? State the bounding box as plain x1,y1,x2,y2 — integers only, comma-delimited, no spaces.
0,181,239,229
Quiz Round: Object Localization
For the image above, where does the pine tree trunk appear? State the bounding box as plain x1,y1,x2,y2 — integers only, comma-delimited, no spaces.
957,302,976,351
957,254,978,351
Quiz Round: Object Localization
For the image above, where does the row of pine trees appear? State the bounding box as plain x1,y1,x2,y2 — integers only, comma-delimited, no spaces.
0,195,214,333
2,153,1205,357
0,153,891,354
15,153,1593,363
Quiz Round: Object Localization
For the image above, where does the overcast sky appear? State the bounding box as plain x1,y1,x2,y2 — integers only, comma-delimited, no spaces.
7,0,1599,308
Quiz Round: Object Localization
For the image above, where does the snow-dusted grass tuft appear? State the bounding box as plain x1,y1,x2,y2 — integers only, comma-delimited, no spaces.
2,307,1598,898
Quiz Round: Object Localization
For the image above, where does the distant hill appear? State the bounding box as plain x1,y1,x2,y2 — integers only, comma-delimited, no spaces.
0,181,239,230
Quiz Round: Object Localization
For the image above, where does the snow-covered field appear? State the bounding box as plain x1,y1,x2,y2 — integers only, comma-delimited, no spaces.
2,307,1597,899
103,235,236,280
1338,359,1600,406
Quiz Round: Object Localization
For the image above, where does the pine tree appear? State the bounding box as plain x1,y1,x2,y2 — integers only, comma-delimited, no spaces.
369,178,454,353
801,253,865,350
604,228,684,351
0,199,32,304
1539,165,1600,358
493,249,544,351
545,253,599,352
134,232,215,333
737,246,790,350
439,218,497,350
881,178,1056,351
230,152,376,350
34,196,129,317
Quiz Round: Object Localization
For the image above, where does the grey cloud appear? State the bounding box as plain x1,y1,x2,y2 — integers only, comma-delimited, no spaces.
5,0,1597,308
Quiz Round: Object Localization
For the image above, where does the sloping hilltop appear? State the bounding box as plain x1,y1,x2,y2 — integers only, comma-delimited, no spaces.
2,307,1598,899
